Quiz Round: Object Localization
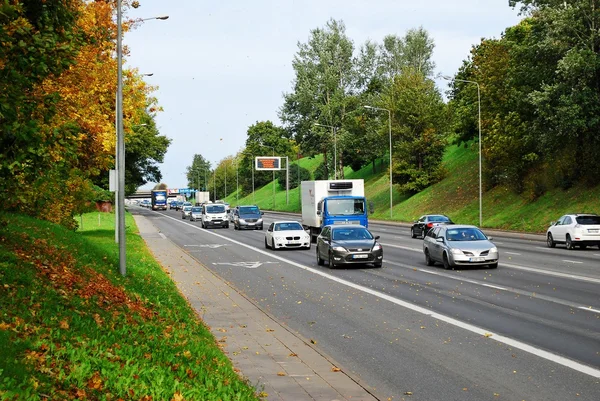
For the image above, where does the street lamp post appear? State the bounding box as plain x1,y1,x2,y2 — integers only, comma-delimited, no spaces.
314,123,338,180
115,8,168,276
443,75,482,227
364,105,393,218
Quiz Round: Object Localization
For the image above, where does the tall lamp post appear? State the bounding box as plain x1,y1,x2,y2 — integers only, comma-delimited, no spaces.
115,5,168,276
364,105,393,218
443,75,482,227
314,123,338,180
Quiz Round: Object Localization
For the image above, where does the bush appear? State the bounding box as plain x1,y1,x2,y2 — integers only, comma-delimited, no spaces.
277,164,311,190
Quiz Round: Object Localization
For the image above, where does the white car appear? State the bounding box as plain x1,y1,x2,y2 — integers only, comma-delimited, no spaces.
265,221,311,250
202,203,229,229
546,214,600,250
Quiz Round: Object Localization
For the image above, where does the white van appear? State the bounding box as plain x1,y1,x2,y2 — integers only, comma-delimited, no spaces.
202,203,229,229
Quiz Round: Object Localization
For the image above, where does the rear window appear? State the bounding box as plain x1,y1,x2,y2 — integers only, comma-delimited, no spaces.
429,215,450,222
191,207,202,212
239,206,260,214
576,215,600,225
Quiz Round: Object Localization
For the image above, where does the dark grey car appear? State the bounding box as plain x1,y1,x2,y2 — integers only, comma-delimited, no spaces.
233,205,264,230
316,225,383,268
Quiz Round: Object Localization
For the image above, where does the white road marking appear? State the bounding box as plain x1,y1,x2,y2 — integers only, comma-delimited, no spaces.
212,261,278,269
184,244,226,248
159,233,167,239
504,251,521,255
562,260,583,264
578,306,600,314
156,213,600,379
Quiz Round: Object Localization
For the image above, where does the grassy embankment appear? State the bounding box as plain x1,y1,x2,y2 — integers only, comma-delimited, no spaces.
0,212,260,400
224,144,600,233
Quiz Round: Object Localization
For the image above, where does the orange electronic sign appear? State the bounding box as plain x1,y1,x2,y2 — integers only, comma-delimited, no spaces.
255,157,281,170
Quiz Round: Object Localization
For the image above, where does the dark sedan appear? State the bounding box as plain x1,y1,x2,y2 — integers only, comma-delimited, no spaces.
316,225,383,268
411,214,454,238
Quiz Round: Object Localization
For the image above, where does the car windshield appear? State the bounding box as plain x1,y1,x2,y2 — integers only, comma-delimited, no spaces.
274,222,303,231
326,199,365,216
575,215,600,225
206,205,226,213
183,206,192,211
446,228,487,241
332,227,373,240
429,215,450,222
239,206,260,214
191,207,202,212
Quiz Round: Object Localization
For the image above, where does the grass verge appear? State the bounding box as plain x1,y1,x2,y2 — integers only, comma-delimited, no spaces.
0,212,260,400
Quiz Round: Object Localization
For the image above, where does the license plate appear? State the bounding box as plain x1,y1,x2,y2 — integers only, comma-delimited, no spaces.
353,254,369,259
588,229,599,233
470,257,485,262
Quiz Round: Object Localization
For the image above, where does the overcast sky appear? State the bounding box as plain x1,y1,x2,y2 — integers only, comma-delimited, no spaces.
125,1,523,190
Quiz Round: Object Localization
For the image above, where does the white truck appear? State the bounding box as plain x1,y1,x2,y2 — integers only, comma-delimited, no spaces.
195,191,210,205
301,179,369,242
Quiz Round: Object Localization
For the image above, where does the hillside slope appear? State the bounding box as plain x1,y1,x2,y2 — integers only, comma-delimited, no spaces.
225,145,600,233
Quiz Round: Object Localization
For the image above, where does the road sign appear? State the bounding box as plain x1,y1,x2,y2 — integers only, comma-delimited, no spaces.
255,157,281,170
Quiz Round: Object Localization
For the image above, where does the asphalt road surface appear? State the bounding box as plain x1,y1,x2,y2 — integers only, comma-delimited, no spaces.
132,206,600,401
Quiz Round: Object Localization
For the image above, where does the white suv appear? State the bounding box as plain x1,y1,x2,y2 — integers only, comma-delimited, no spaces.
546,214,600,250
202,203,229,229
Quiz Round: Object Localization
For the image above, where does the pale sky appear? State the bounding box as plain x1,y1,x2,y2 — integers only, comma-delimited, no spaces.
126,1,523,190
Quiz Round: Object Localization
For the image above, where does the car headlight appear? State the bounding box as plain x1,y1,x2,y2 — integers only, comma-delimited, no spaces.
205,216,211,220
450,248,463,255
490,247,498,253
257,218,263,222
332,246,346,252
238,218,246,223
372,243,382,251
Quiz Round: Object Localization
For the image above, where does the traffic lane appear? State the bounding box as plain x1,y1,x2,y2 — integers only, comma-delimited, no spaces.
148,212,600,400
151,210,600,369
372,225,600,280
156,209,600,366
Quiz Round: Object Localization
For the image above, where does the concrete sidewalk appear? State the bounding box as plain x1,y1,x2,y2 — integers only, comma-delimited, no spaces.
133,214,379,401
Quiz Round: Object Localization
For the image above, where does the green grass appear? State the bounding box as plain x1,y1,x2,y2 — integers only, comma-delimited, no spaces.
224,143,600,233
0,212,260,400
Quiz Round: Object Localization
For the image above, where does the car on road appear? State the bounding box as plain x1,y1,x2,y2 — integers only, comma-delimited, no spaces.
411,214,454,238
202,203,229,229
174,201,184,211
169,200,178,210
265,221,311,250
189,206,203,222
181,205,192,219
546,213,600,250
316,225,382,268
233,205,264,230
423,225,498,269
140,199,151,208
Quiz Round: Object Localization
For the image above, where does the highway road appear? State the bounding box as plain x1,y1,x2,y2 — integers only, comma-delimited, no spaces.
132,207,600,401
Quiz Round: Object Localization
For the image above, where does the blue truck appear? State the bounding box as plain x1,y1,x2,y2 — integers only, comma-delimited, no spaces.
301,179,369,242
151,189,168,211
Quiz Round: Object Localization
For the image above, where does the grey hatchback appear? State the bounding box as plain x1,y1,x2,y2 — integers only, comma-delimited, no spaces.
316,225,383,268
423,225,498,269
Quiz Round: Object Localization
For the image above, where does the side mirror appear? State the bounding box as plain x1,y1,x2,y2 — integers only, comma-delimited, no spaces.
436,237,444,243
550,221,556,226
261,211,264,215
487,236,494,241
375,235,380,240
369,201,374,215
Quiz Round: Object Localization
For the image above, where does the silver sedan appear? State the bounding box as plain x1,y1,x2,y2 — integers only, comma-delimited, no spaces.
423,225,498,269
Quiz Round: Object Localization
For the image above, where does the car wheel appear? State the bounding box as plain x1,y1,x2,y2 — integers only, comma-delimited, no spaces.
225,223,229,228
580,244,587,250
316,246,324,266
425,249,435,266
328,252,336,268
488,262,498,269
566,235,574,250
442,253,452,270
272,239,276,250
547,233,556,248
265,237,270,249
411,228,417,239
374,261,382,268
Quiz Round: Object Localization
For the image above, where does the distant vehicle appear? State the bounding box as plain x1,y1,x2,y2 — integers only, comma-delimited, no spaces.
181,205,192,219
546,214,600,250
423,225,498,269
411,214,454,239
169,200,178,210
195,191,210,206
140,199,151,208
174,201,184,211
316,225,382,268
190,206,203,222
265,221,311,250
202,204,229,229
233,205,264,230
151,190,168,210
301,179,370,242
